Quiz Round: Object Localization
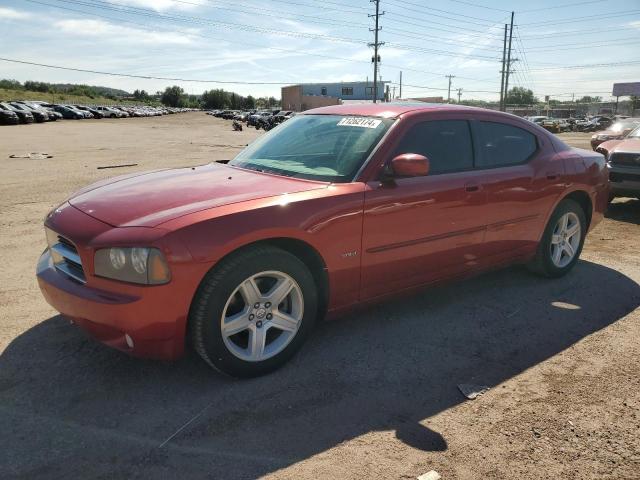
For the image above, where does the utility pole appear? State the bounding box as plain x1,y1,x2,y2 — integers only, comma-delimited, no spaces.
457,88,463,103
392,86,396,99
368,0,384,104
399,71,402,99
503,11,515,112
499,23,507,111
445,74,455,103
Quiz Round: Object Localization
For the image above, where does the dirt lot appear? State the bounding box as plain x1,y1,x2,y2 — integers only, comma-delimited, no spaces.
0,113,638,479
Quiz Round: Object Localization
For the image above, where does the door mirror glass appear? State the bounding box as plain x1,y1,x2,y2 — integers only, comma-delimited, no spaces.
390,153,430,177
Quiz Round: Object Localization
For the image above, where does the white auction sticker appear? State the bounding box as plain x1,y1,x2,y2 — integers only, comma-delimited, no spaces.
337,117,382,129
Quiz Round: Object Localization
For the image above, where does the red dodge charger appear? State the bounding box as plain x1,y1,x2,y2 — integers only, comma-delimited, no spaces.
37,104,609,377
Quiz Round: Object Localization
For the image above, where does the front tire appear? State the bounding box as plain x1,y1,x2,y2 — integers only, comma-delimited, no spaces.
529,199,586,278
190,246,318,377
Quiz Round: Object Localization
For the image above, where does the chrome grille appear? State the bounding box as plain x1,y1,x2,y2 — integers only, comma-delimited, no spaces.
46,229,86,283
610,152,640,167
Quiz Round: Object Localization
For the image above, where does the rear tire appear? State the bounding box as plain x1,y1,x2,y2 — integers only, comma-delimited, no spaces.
529,199,586,278
190,246,318,377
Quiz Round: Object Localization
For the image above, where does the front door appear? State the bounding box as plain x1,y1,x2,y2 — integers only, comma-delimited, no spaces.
360,118,488,300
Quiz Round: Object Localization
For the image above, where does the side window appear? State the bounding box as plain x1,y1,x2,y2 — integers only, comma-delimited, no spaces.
394,120,473,174
476,121,537,168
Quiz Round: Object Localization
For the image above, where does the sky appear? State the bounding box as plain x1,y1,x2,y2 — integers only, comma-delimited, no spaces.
0,0,639,102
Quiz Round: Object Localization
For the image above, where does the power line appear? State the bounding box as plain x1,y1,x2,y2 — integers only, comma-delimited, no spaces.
518,0,605,13
385,10,504,37
388,0,500,23
390,81,499,94
519,24,639,39
25,0,498,84
444,0,510,13
519,9,640,26
0,57,295,84
384,0,501,26
42,0,370,44
524,38,640,52
527,60,640,71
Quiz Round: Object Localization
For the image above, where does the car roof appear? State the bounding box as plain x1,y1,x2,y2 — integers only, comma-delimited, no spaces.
304,102,479,118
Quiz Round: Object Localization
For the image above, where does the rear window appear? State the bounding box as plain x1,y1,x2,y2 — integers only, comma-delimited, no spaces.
476,121,537,168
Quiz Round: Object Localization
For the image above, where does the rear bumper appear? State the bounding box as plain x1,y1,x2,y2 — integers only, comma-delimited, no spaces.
37,250,186,360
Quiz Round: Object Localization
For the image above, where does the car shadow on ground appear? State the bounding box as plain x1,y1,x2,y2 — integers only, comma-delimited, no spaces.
606,198,640,225
1,260,639,479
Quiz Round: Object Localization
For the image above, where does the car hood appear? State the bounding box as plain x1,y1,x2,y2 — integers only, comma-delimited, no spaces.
608,138,640,154
68,162,328,228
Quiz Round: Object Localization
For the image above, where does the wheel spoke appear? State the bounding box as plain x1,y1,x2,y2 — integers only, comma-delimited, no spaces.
566,222,580,238
269,310,300,332
222,311,250,336
563,241,575,259
239,278,262,305
552,245,563,264
247,326,267,360
267,277,294,306
559,213,569,233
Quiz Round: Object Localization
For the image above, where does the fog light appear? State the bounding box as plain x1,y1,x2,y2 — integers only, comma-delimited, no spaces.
125,334,134,349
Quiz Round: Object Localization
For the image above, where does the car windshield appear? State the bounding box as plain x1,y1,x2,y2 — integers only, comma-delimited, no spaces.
610,119,640,132
628,126,640,138
230,114,394,182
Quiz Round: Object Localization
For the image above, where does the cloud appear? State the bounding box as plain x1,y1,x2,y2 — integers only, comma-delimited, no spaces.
54,19,196,45
106,0,200,11
0,7,31,20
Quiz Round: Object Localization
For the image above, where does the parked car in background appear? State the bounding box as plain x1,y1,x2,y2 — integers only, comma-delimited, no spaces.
94,106,124,118
247,111,268,126
595,125,640,201
0,102,34,124
62,105,92,119
540,118,571,134
18,101,61,121
112,106,130,118
37,103,608,377
590,118,640,150
526,115,548,125
74,105,104,119
51,104,84,120
0,107,19,125
9,102,49,123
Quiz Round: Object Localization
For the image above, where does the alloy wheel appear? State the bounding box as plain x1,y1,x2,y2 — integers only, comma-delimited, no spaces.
220,271,304,362
550,212,581,268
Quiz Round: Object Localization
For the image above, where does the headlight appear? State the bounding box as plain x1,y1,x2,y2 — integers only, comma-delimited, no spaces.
94,247,171,285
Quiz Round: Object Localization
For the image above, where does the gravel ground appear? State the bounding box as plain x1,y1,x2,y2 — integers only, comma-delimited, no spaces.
0,114,638,480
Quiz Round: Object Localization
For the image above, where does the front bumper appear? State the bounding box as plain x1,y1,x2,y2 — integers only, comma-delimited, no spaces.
37,250,186,360
609,165,640,198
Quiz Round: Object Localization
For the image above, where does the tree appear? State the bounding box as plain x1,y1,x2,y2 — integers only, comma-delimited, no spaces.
576,95,602,103
504,87,537,106
201,89,228,109
243,95,256,109
133,89,150,100
161,85,186,107
0,79,23,90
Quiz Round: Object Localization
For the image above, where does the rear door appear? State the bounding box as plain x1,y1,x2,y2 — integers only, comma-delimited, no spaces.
471,118,565,260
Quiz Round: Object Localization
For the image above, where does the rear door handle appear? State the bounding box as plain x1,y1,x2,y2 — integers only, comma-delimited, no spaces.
465,182,481,192
546,172,559,180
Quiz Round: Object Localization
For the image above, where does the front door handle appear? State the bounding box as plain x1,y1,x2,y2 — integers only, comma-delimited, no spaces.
546,172,559,180
465,182,481,192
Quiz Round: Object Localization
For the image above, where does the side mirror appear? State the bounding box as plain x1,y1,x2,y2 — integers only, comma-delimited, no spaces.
389,153,430,178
